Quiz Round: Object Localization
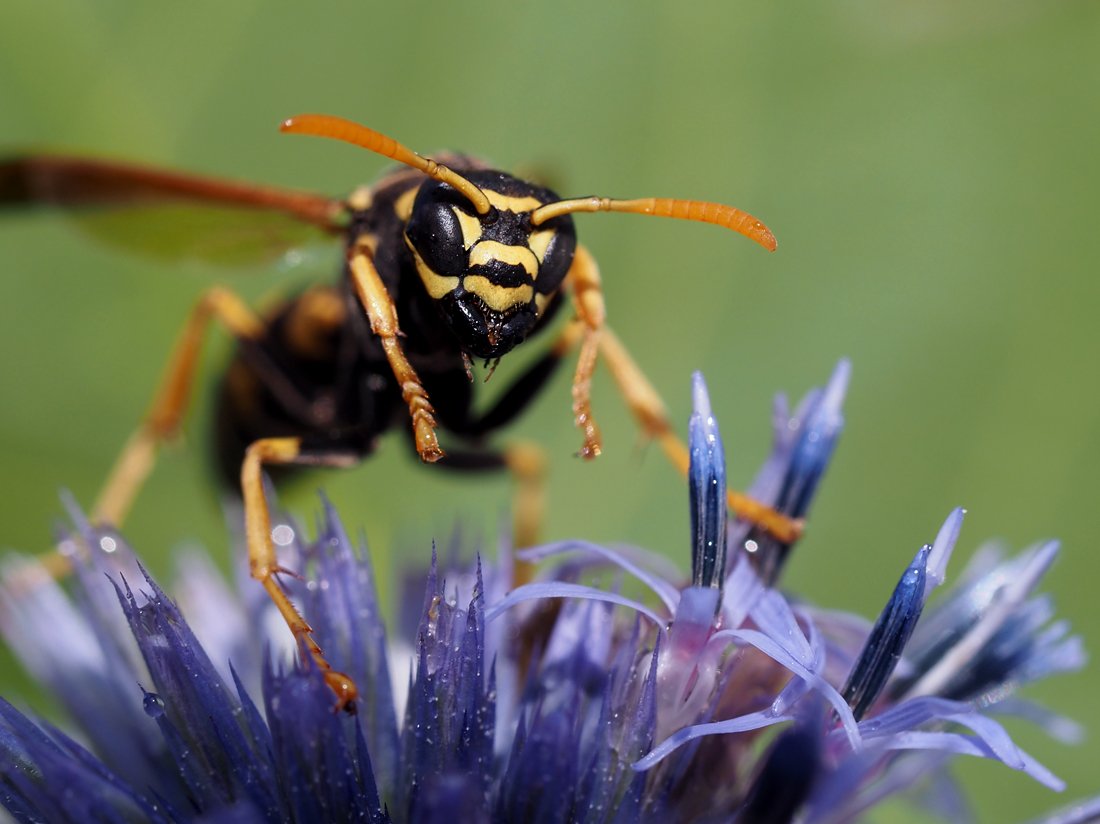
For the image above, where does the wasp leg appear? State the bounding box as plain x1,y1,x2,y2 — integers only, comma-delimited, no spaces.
92,286,265,528
348,242,442,462
561,243,801,543
9,288,268,590
597,326,803,544
503,441,547,555
434,442,547,549
429,326,572,575
241,436,359,711
563,245,604,459
460,342,572,437
441,317,584,554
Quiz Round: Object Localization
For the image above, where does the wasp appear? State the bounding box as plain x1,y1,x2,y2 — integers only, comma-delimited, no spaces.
1,114,796,709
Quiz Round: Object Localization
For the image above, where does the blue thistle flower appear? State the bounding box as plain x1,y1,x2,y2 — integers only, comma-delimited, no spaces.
0,362,1091,823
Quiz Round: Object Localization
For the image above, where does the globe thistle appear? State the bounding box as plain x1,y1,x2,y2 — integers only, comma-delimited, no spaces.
0,362,1091,823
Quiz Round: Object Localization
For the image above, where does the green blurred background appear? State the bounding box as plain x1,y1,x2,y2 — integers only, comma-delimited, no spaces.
1,2,1097,821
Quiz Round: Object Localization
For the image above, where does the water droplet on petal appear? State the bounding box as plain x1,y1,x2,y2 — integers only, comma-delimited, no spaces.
143,691,165,718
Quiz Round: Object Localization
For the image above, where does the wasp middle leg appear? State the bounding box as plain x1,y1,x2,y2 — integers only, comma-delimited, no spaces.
241,436,359,710
430,340,567,571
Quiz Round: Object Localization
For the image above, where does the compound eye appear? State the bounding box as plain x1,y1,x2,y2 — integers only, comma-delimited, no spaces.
535,219,576,294
405,185,467,276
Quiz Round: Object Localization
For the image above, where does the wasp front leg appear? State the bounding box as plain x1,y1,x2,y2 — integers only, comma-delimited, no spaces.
348,238,443,462
597,326,803,545
560,247,801,543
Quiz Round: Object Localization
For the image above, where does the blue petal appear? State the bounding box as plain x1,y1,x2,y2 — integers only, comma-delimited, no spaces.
1021,794,1100,824
263,661,387,822
295,499,400,797
689,372,727,592
734,359,850,583
853,695,1065,790
402,554,492,820
0,698,168,824
0,542,178,803
114,567,282,812
841,546,929,720
518,540,680,614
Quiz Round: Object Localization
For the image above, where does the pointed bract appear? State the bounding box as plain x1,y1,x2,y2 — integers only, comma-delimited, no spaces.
0,361,1087,823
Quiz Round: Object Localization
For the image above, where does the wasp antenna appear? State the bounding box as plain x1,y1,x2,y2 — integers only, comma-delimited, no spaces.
281,114,491,215
530,196,777,252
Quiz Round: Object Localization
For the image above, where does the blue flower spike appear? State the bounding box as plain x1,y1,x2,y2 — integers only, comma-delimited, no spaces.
654,373,730,728
688,371,727,595
737,358,851,584
839,508,965,723
841,544,931,720
0,361,1091,823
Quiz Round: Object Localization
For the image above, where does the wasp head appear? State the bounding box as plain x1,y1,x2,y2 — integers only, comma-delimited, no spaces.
405,171,576,360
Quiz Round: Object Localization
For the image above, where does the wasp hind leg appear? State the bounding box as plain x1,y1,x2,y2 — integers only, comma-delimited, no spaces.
430,333,578,584
432,441,547,587
12,287,266,590
93,286,265,526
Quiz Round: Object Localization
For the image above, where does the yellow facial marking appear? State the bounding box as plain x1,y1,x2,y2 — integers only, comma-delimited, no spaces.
412,254,461,299
535,292,553,316
463,277,534,312
484,190,544,213
453,207,483,249
468,241,539,279
393,187,418,221
527,229,556,263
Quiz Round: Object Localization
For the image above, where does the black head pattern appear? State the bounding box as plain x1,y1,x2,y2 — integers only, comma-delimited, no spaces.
405,171,576,359
282,114,776,358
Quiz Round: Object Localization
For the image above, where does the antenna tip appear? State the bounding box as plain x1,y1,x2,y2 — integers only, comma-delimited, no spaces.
757,225,778,252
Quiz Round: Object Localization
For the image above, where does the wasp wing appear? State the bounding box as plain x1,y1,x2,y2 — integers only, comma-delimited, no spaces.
0,154,346,266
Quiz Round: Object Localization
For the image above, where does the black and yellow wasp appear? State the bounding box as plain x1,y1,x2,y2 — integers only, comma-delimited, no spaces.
0,113,794,708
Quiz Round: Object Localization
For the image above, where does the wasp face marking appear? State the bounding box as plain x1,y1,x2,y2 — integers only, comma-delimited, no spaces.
405,171,576,359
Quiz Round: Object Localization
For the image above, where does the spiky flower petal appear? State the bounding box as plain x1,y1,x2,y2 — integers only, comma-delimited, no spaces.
0,362,1088,823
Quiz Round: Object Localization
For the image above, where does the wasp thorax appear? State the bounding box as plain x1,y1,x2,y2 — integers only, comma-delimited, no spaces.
405,172,576,359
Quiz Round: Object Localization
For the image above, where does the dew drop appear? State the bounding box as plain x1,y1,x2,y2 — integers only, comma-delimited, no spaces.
143,691,165,719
